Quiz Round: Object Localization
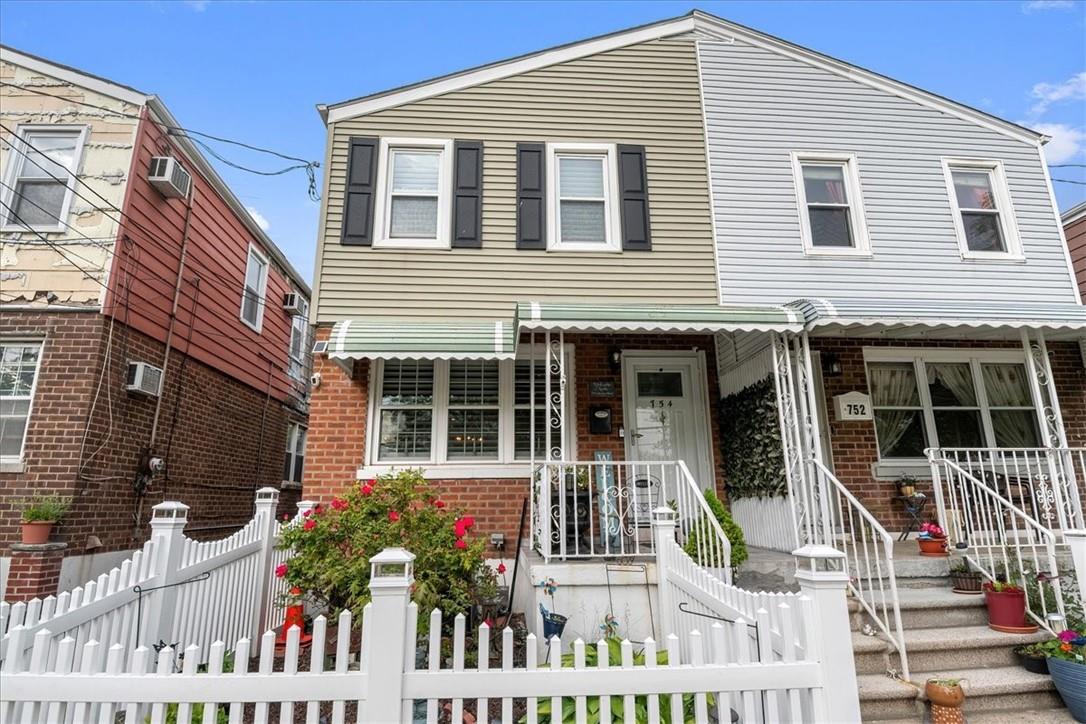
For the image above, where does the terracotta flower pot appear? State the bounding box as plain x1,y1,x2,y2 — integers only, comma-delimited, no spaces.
984,582,1034,632
925,679,965,708
20,521,54,545
918,536,948,557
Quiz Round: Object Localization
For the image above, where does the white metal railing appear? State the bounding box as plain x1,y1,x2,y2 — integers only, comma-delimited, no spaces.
930,448,1085,535
929,451,1067,631
814,459,909,679
531,460,732,575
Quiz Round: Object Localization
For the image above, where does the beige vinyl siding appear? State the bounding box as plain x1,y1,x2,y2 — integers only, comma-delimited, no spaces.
314,39,717,323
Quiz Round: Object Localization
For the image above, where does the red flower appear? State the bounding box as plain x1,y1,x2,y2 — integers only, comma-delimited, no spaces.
275,563,288,578
303,519,316,531
361,484,374,496
388,510,400,522
497,563,506,574
455,539,467,549
282,514,289,521
462,516,476,530
454,520,468,537
331,497,348,511
302,509,312,518
434,500,446,509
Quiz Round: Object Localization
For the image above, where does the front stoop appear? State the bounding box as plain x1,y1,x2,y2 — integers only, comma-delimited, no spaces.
851,586,1068,722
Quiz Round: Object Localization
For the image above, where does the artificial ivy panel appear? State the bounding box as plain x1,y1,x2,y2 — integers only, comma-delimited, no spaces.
718,378,787,499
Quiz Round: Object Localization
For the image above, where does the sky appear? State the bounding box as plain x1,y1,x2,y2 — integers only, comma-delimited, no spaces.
2,0,1084,283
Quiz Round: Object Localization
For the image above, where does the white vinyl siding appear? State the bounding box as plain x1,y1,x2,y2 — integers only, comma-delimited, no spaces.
0,341,43,462
240,245,269,332
1,126,87,231
699,39,1078,306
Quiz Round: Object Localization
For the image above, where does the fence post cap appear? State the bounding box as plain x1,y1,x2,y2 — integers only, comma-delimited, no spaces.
297,500,318,512
150,501,189,521
369,547,415,588
652,507,678,525
255,487,280,502
792,544,848,583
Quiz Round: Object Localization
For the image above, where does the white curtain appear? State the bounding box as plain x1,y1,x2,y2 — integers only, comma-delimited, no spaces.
870,364,919,454
927,363,976,406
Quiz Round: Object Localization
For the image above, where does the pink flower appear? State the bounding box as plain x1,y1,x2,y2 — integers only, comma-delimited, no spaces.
302,509,312,518
455,539,467,549
434,500,446,509
1059,629,1079,643
497,563,506,574
275,563,288,578
388,510,400,522
282,514,289,521
331,497,348,511
361,484,374,496
303,519,316,531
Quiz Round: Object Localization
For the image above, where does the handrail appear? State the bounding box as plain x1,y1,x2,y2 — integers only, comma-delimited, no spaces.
677,459,733,575
937,458,1061,539
812,458,909,680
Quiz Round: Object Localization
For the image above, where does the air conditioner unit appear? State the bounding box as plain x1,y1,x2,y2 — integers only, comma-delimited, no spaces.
283,293,308,316
148,156,192,199
125,361,163,397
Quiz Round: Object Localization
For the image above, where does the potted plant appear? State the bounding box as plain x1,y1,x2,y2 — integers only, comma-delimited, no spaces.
917,521,948,557
984,579,1037,633
1013,642,1050,675
925,678,965,723
948,559,983,594
1043,630,1086,721
538,577,566,640
20,495,72,545
897,474,919,498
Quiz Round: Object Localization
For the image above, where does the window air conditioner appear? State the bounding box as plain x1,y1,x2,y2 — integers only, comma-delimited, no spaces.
125,361,163,397
148,156,192,199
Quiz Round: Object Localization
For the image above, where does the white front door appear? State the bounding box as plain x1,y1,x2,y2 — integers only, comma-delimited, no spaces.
621,353,714,491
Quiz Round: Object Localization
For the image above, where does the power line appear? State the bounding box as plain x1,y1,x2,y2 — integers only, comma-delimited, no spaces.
1053,179,1086,185
1050,164,1086,168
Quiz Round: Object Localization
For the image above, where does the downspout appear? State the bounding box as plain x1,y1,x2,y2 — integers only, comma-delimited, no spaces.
149,187,196,449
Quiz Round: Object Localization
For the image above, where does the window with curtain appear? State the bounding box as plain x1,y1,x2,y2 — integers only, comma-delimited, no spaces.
557,154,608,244
377,360,435,460
926,362,984,448
801,163,853,247
982,363,1041,447
446,361,500,460
949,166,1006,253
388,149,441,239
0,342,42,461
3,128,83,229
870,362,928,459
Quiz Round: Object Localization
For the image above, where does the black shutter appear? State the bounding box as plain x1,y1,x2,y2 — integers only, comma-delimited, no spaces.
617,144,652,251
341,136,378,246
452,140,483,248
516,142,546,249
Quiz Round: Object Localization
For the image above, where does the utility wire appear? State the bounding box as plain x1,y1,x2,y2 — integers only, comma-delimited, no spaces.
1049,164,1086,168
1052,179,1086,185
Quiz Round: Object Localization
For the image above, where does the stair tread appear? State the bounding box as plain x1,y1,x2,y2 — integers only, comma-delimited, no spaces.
918,665,1057,696
857,674,919,701
850,586,986,612
903,624,1049,650
852,631,891,653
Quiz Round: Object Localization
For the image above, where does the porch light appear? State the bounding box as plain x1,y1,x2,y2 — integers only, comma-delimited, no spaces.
822,353,842,376
608,348,622,373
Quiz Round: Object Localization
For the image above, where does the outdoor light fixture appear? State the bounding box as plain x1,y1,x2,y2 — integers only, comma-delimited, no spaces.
822,353,842,376
608,348,622,372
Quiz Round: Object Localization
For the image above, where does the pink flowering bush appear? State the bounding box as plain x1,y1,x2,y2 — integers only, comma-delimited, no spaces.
276,469,493,629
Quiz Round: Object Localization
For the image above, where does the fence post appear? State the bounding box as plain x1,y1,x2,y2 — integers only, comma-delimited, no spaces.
793,544,861,724
365,547,416,723
652,507,677,642
144,501,189,653
1066,530,1086,608
252,487,281,649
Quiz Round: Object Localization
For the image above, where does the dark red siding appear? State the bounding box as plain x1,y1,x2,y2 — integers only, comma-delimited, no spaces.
1065,213,1086,301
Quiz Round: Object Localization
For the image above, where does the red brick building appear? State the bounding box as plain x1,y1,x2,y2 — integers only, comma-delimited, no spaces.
0,47,310,599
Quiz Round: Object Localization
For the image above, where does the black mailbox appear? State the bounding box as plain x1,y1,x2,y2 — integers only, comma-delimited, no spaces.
589,404,612,434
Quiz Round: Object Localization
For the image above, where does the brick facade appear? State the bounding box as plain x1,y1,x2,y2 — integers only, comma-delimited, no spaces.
302,329,726,551
1,310,301,572
812,337,1085,531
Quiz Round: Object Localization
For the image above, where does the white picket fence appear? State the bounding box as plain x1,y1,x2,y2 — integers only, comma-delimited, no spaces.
0,487,307,671
1,540,862,724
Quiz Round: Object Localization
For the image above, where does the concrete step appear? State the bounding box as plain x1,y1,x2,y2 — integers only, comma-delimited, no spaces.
852,631,892,675
900,624,1048,673
849,587,989,632
857,673,922,721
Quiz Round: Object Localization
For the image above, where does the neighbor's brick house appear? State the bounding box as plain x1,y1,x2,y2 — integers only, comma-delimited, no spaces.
0,46,310,599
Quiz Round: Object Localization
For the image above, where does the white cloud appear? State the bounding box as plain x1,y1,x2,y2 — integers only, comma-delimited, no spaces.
246,206,270,231
1031,123,1085,164
1027,71,1086,120
183,0,210,11
1022,0,1075,12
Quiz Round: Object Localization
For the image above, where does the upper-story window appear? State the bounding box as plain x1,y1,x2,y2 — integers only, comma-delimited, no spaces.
240,244,269,332
374,138,453,249
1,126,87,231
790,152,870,257
0,341,43,462
547,143,620,251
942,159,1021,260
288,305,309,379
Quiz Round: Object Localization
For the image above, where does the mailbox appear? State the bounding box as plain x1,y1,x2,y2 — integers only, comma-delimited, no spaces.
589,404,612,434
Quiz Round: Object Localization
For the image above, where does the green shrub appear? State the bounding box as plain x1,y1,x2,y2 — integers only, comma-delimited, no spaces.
683,488,748,570
276,470,494,632
21,494,72,522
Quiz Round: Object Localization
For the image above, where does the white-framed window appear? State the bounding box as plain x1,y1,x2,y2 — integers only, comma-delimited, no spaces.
865,348,1041,462
372,138,453,249
240,244,269,332
1,126,88,232
790,152,870,256
0,340,44,462
941,158,1021,259
288,298,309,379
369,347,571,467
283,422,307,485
546,143,621,252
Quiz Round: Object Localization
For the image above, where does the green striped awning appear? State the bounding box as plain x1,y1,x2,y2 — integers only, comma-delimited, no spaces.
328,320,515,360
514,302,801,333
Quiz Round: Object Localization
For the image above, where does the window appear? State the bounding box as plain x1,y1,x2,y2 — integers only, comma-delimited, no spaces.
1,127,86,231
942,159,1021,259
371,349,571,467
373,138,452,249
866,350,1041,461
790,152,870,256
283,423,307,484
0,342,42,462
288,301,309,379
546,143,620,251
240,245,269,332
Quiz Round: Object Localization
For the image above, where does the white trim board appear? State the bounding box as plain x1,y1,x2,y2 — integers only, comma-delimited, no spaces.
320,11,1044,148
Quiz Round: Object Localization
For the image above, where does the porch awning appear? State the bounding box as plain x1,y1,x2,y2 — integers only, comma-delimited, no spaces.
328,320,516,360
789,298,1086,340
514,302,802,333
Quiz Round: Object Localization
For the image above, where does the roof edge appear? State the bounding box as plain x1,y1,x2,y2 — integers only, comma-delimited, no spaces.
0,44,150,107
1062,200,1086,226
